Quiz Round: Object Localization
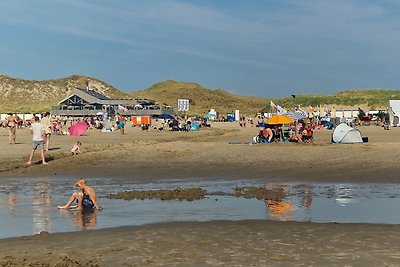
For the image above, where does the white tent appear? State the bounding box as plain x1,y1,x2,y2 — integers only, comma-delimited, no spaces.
332,123,363,144
389,100,400,126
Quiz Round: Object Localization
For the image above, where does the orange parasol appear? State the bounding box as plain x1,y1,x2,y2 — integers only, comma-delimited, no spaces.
266,115,294,125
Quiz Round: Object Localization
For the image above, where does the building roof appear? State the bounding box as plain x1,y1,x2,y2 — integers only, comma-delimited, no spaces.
58,88,160,108
59,88,127,105
77,88,110,100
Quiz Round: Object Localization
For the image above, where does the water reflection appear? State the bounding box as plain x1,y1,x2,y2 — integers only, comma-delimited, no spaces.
0,178,400,238
333,184,360,207
32,178,53,233
266,199,295,221
59,209,97,231
7,192,16,214
263,182,294,221
303,189,313,208
263,184,317,221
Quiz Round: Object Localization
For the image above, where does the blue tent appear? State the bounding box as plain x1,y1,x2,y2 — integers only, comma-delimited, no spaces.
158,113,174,120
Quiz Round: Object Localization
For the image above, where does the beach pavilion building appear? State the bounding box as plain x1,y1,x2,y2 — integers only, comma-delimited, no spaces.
51,88,174,118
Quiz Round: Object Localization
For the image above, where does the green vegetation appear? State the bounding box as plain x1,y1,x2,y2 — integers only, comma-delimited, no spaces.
0,75,398,116
131,81,397,117
0,74,129,113
260,89,399,113
129,80,270,116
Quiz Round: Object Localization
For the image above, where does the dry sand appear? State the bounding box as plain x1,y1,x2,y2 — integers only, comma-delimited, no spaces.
0,123,400,266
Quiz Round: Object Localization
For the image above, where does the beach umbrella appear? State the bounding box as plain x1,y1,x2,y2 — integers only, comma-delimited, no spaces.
158,113,175,120
69,121,88,136
266,115,294,125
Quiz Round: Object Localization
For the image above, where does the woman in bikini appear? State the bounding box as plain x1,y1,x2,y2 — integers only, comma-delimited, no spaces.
58,178,102,210
6,113,18,144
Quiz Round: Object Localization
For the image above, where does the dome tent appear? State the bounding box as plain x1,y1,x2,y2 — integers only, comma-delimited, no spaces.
332,123,363,144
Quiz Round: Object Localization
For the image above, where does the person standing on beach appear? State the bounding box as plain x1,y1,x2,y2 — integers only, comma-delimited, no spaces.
41,112,52,151
15,114,22,129
117,113,126,134
27,116,48,165
58,178,101,210
6,113,18,144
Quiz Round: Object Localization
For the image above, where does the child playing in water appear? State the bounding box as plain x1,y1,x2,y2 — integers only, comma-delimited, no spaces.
71,141,82,155
58,178,102,210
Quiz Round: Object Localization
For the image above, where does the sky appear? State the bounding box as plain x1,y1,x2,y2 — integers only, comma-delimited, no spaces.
1,0,400,98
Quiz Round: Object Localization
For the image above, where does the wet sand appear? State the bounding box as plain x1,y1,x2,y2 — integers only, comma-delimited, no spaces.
1,221,400,266
1,123,400,266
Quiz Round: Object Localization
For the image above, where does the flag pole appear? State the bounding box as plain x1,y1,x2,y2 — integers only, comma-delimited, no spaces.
269,100,272,118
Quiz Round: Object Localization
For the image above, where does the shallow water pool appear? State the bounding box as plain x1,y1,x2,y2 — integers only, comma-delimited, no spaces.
0,177,400,238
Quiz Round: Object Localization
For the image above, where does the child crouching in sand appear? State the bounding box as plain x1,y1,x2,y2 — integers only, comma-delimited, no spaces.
58,178,102,210
71,141,82,155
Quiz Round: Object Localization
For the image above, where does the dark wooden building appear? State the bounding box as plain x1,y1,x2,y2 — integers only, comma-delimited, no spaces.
51,88,173,117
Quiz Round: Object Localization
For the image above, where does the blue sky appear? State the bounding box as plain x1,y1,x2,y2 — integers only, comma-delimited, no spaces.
1,0,400,97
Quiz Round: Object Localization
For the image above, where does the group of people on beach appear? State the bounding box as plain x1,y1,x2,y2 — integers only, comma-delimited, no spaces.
4,113,101,212
288,122,314,143
6,112,52,149
31,117,100,210
255,121,314,144
5,113,82,165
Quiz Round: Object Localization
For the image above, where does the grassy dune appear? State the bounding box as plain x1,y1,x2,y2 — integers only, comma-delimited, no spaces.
0,74,398,115
131,81,397,116
129,80,270,116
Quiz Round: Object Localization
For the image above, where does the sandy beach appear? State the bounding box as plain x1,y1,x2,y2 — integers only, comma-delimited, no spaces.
3,122,400,182
1,122,400,266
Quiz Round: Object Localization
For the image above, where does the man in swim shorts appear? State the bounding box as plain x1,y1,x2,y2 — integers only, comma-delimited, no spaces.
117,113,126,134
27,116,47,165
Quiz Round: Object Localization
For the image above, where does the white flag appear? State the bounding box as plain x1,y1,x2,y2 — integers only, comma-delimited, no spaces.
276,105,287,115
271,101,286,115
270,101,277,113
